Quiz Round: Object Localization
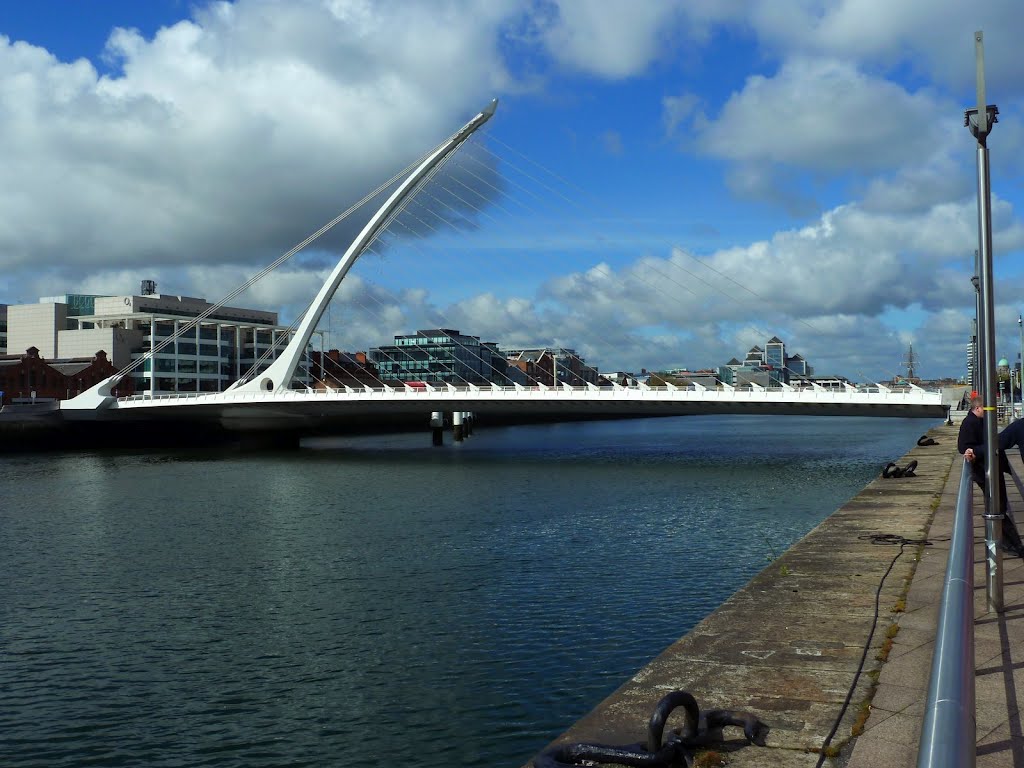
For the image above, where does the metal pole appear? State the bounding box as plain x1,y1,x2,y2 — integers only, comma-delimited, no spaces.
967,30,1002,612
1018,314,1022,418
978,138,1002,613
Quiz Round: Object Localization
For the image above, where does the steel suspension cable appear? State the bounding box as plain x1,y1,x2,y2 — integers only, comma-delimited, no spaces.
111,144,443,387
475,136,901,387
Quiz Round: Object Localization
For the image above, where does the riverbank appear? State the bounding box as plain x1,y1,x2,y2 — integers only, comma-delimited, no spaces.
528,423,959,767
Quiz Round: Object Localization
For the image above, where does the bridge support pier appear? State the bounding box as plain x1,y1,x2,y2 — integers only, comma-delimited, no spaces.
465,412,473,437
430,411,444,446
453,411,464,442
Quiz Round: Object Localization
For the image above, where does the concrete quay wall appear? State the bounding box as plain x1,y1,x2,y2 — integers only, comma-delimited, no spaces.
528,422,959,767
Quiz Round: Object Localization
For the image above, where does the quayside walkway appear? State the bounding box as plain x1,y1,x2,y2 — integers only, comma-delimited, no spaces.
848,433,1024,768
527,422,1024,767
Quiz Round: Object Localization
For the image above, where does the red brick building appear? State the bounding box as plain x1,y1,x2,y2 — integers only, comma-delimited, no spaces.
0,347,127,405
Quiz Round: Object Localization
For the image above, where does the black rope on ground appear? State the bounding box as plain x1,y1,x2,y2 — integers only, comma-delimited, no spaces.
813,533,939,767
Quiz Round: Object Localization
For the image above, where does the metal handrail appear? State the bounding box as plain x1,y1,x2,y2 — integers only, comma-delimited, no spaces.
917,459,975,768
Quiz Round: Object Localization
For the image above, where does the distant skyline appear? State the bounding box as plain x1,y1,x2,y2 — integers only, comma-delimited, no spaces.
3,1,1024,382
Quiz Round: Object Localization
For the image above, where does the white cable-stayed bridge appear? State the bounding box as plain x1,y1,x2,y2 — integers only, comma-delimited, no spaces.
56,99,947,438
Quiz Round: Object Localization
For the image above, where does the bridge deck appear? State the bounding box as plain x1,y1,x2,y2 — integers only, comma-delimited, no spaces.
63,384,947,424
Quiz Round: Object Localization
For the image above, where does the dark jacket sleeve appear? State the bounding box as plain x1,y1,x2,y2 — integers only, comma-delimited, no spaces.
958,412,985,456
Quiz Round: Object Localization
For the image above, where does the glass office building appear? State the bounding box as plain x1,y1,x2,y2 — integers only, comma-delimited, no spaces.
764,336,785,385
8,289,317,396
369,328,510,385
725,337,813,387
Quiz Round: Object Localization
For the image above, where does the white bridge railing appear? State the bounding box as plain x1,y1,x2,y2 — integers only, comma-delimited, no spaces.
107,382,944,409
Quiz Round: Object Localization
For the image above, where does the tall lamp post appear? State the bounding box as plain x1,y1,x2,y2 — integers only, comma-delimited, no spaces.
966,30,1002,612
1018,313,1023,419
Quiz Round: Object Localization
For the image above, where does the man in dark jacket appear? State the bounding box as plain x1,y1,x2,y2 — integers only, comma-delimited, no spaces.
958,395,1024,555
958,396,1009,512
960,400,1024,463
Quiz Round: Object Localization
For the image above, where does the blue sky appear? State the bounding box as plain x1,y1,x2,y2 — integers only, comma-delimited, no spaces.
3,1,1024,382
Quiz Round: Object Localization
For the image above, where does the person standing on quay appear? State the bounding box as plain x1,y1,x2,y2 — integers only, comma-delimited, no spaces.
958,395,1024,555
998,413,1024,462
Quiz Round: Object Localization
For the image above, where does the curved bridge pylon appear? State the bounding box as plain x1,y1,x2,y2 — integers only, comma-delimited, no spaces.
62,99,498,412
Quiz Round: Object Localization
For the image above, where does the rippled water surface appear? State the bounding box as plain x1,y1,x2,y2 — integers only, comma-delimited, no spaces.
0,415,935,767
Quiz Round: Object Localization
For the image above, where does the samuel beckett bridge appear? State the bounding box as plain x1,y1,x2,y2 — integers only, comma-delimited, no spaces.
59,99,946,438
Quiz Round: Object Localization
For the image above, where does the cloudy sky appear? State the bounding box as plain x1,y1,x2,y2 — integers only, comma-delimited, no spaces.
3,0,1024,382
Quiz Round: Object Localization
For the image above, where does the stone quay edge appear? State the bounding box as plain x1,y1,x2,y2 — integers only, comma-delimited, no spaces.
526,423,959,768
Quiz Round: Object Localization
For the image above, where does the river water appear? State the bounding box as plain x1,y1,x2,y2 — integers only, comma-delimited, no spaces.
0,415,935,767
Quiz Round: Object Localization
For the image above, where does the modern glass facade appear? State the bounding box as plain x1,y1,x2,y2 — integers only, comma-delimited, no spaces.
786,355,809,378
726,337,813,388
764,337,785,385
128,319,316,394
743,346,763,367
39,294,103,318
369,328,510,385
132,321,238,393
46,293,317,395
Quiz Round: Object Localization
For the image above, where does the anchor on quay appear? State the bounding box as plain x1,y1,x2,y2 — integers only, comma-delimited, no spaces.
533,690,768,768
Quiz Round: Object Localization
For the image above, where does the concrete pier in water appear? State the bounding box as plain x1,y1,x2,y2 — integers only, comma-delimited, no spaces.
528,422,1024,767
